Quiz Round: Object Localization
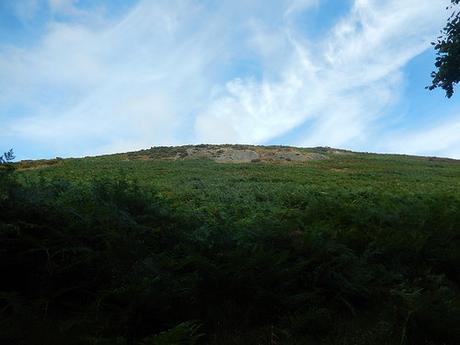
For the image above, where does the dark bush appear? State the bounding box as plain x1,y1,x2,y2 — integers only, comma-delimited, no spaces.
0,170,459,344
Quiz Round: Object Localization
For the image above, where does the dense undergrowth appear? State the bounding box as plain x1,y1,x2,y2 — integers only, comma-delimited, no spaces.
1,149,460,344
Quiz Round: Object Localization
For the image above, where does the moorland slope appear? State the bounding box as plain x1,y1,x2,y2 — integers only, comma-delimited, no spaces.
1,145,460,345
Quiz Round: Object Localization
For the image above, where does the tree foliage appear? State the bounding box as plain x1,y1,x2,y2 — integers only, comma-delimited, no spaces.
429,0,460,97
0,149,15,165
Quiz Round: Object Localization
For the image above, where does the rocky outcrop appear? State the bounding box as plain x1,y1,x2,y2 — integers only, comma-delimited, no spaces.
181,146,327,163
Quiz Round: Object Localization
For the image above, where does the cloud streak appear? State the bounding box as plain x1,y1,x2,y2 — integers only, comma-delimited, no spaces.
0,0,458,159
382,116,460,158
196,0,451,150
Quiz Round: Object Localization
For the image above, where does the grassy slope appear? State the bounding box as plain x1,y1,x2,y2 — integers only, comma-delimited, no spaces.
17,146,460,206
3,145,460,345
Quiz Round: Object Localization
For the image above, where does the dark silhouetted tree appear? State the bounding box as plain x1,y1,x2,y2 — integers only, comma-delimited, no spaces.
0,149,15,164
428,0,460,97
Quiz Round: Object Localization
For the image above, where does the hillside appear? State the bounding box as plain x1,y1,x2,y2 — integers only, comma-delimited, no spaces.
1,145,460,345
13,144,460,190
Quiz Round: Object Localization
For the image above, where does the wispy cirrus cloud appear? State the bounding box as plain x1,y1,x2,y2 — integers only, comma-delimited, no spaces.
0,0,458,159
195,0,452,151
382,116,460,158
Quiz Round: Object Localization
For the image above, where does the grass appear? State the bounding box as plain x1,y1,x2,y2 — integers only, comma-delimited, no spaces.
1,145,460,344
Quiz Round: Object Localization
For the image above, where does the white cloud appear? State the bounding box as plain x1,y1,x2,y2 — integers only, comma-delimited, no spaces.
2,0,229,156
1,0,458,159
195,0,451,150
381,116,460,159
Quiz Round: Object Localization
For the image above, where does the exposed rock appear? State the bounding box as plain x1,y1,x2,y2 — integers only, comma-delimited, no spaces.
179,145,328,163
214,149,259,162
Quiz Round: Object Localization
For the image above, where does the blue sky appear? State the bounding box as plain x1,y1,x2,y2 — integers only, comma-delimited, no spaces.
1,0,460,160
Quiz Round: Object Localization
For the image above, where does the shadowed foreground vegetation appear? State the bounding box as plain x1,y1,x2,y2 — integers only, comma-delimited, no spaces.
1,146,460,344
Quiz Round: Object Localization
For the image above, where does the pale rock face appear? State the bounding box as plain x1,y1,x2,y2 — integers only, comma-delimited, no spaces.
214,149,260,162
182,146,328,163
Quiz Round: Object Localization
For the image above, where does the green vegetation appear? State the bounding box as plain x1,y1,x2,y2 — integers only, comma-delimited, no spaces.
1,145,460,344
0,149,15,167
429,0,460,98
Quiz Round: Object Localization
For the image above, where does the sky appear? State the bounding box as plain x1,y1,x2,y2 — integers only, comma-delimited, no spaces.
1,0,460,160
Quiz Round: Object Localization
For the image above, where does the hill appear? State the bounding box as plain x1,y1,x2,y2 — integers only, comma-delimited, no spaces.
1,145,460,345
